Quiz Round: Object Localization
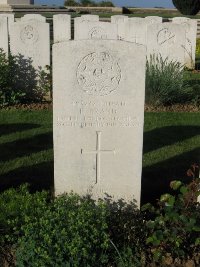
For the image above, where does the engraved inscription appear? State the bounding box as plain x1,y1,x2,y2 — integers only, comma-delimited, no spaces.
89,27,107,39
157,28,175,46
81,131,116,184
77,52,121,96
57,101,139,128
20,25,39,44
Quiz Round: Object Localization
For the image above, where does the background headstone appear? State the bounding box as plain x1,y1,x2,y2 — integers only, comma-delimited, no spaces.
0,17,8,55
10,20,50,70
111,15,129,40
53,40,146,205
172,17,197,69
0,14,14,34
74,15,99,40
21,14,46,23
74,21,118,40
145,16,162,24
119,18,148,45
111,15,129,24
53,14,71,43
147,22,186,65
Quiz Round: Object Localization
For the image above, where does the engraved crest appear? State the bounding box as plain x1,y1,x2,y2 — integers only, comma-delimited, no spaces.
20,25,39,44
77,52,121,96
157,28,175,46
89,27,107,40
183,22,190,34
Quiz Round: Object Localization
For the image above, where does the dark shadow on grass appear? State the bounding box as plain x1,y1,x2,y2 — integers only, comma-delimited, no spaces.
0,123,40,137
0,161,54,194
141,147,200,205
0,132,53,162
143,126,200,154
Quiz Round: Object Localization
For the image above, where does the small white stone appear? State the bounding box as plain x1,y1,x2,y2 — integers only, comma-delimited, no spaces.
53,14,71,43
10,20,50,70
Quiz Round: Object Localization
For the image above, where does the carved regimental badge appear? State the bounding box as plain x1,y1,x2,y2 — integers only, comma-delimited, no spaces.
157,28,175,46
77,52,121,96
20,25,39,44
89,27,107,40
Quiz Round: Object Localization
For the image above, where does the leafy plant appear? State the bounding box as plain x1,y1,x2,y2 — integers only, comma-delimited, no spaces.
145,54,189,106
172,0,200,15
0,184,49,266
0,49,51,106
142,164,200,264
16,193,109,267
196,39,200,58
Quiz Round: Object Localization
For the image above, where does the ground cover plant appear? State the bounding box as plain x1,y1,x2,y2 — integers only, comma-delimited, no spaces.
0,169,199,266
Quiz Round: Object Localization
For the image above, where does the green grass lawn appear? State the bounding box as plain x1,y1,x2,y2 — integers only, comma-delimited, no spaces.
0,110,199,204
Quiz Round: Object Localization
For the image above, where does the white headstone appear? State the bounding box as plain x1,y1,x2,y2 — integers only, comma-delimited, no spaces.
0,17,8,55
74,15,99,40
111,15,129,24
111,15,129,40
172,17,197,69
145,16,162,24
0,14,14,34
147,22,186,65
74,21,118,40
10,20,50,70
79,15,99,22
21,14,46,23
53,40,146,205
120,19,148,45
53,14,71,43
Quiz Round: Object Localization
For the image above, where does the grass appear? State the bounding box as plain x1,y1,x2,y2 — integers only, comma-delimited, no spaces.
0,110,199,204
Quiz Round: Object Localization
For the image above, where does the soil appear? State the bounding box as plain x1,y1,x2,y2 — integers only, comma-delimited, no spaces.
0,103,200,112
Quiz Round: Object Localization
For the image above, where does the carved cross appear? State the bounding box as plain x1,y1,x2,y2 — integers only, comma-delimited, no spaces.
81,131,115,184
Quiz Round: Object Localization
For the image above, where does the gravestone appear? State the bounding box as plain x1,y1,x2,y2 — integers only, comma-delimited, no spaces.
74,15,99,40
21,14,46,23
10,20,50,70
111,15,128,24
119,18,148,45
0,14,14,34
147,22,186,64
53,14,71,43
74,21,118,40
172,17,197,69
53,40,146,205
0,17,8,55
145,16,162,24
111,15,129,40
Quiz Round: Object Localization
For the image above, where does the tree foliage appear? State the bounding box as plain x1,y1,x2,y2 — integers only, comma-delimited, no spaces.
172,0,200,15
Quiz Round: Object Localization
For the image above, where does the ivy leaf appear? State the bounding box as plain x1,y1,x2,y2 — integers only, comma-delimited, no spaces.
170,180,182,190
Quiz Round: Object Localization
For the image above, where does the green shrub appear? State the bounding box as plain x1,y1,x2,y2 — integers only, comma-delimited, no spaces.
16,194,109,267
196,39,200,58
172,0,200,15
142,164,200,264
1,171,200,266
0,49,51,106
145,54,190,106
0,184,49,266
105,198,147,266
183,71,200,106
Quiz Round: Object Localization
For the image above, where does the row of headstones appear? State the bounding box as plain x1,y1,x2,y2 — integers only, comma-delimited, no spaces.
54,14,197,69
0,14,197,71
